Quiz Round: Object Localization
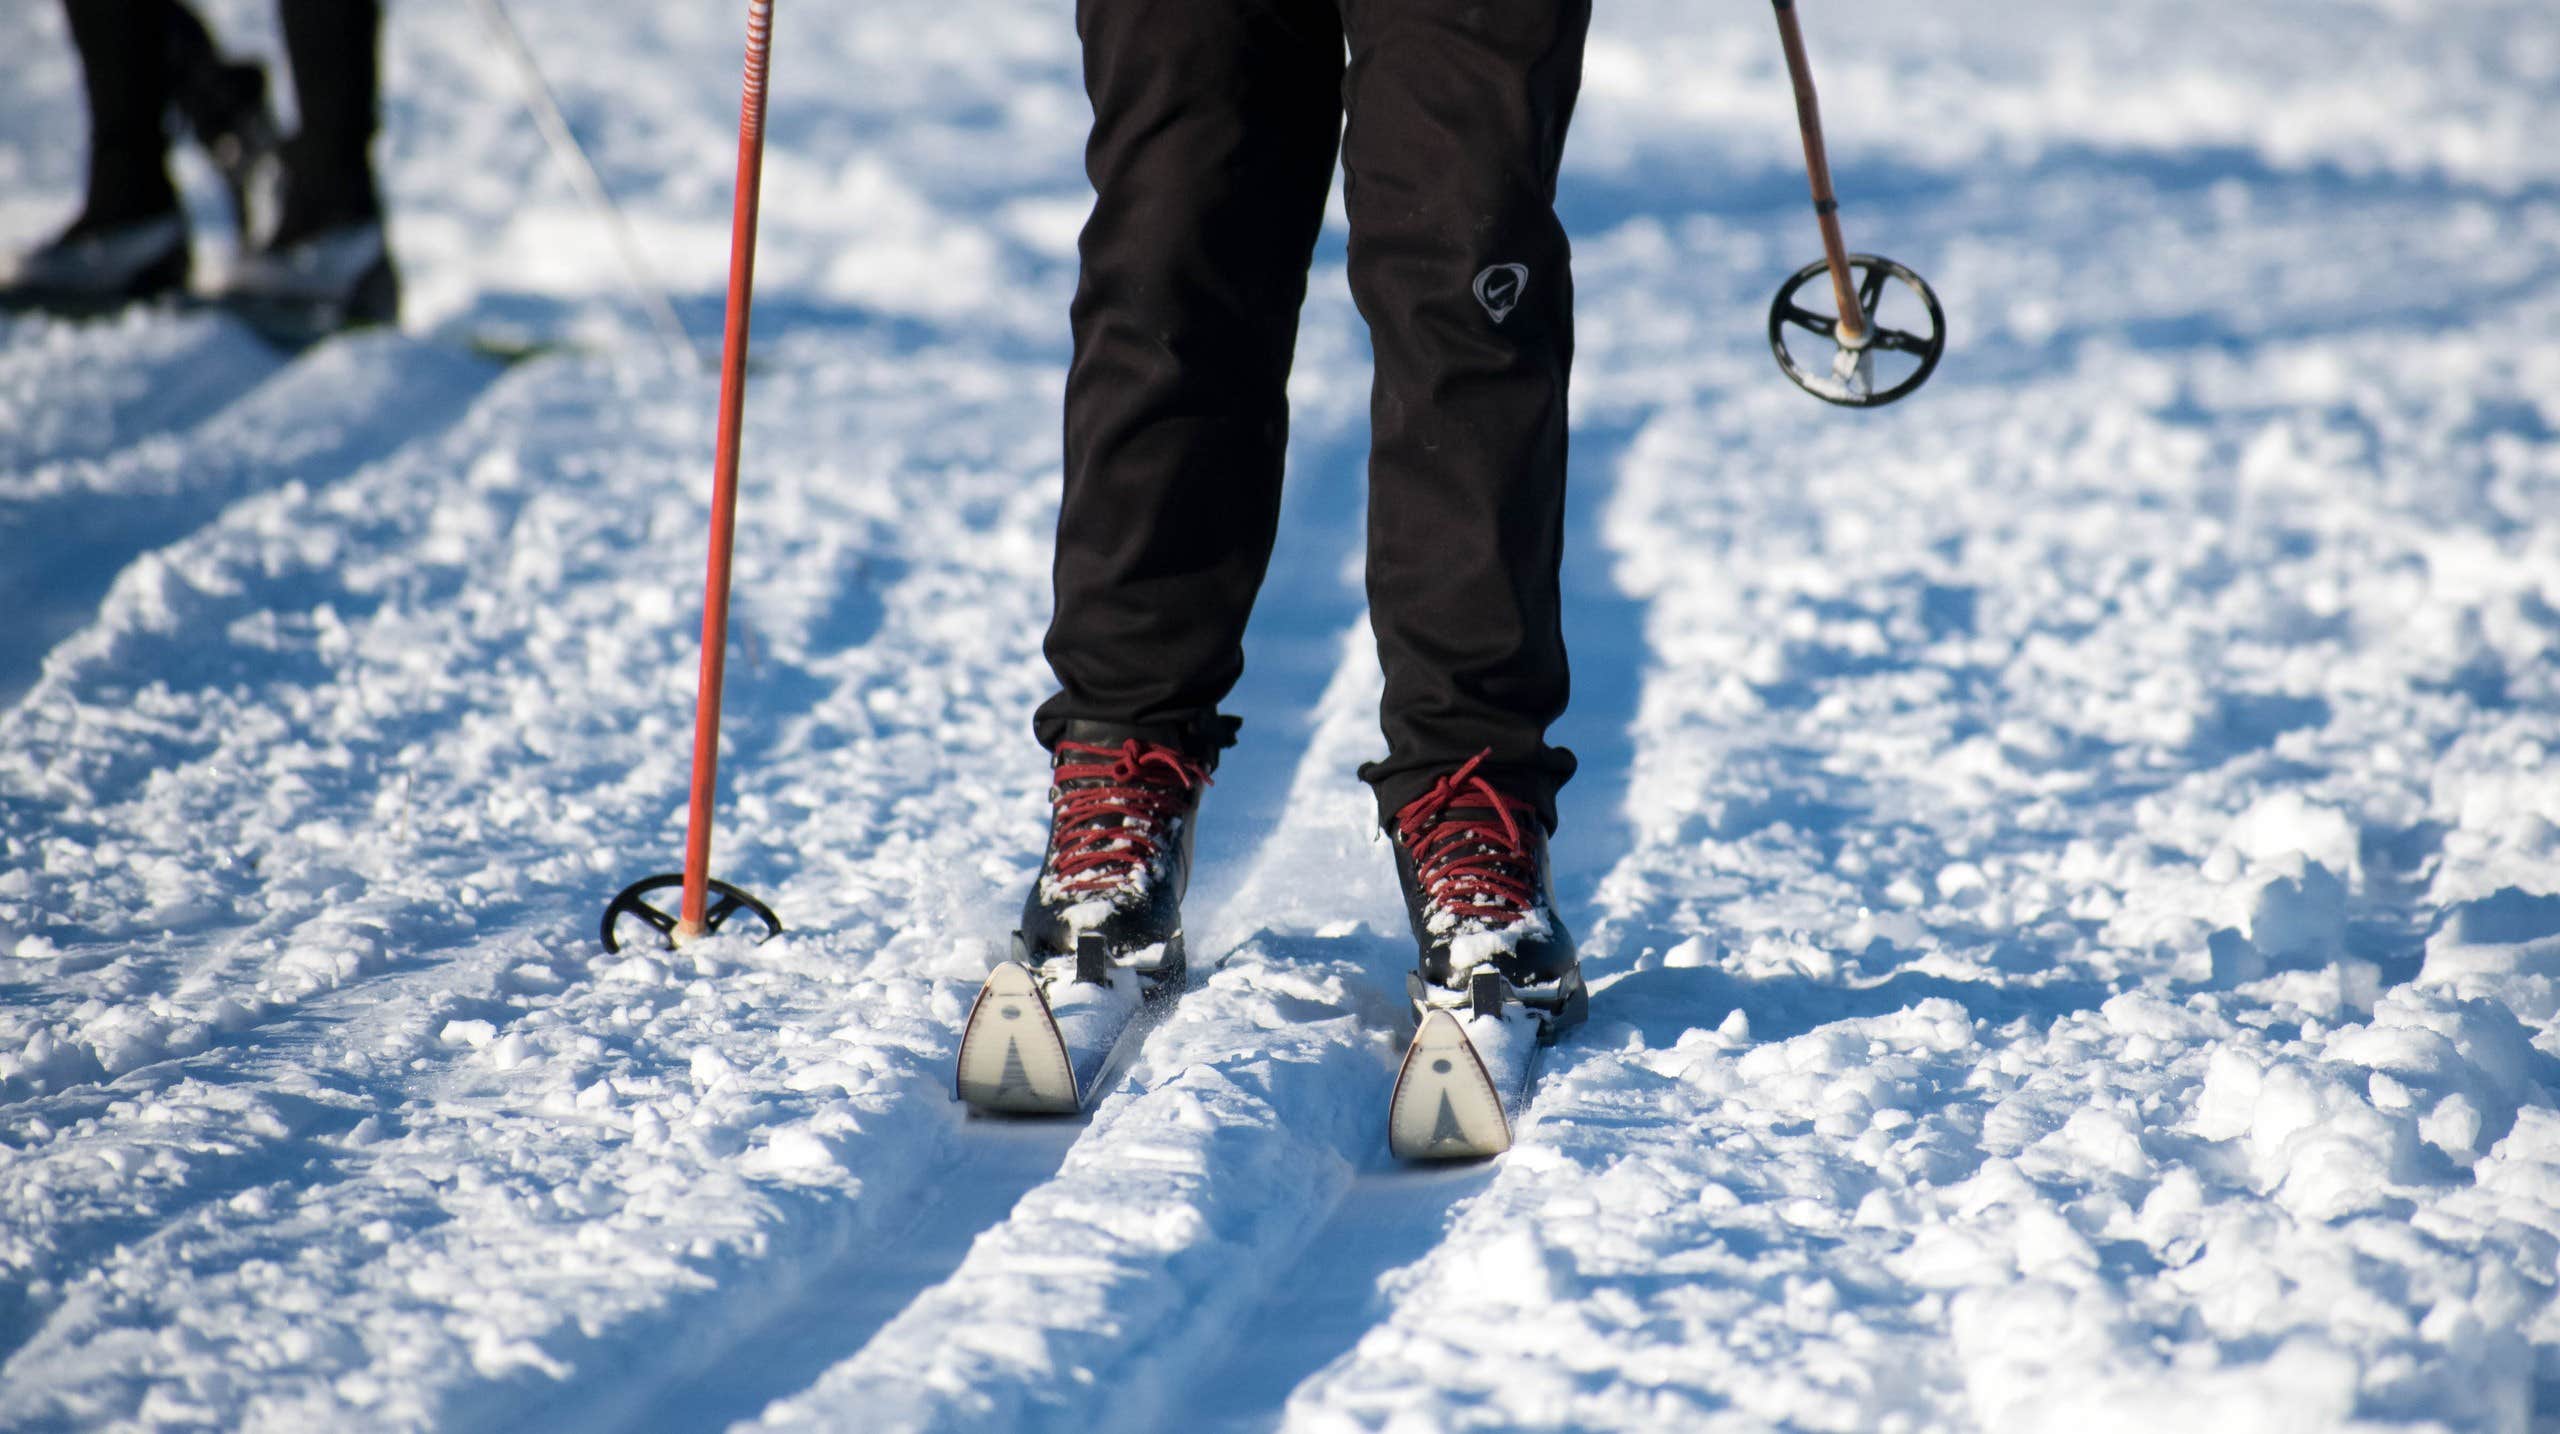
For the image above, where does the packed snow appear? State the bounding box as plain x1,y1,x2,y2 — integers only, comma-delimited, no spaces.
5,0,2559,1429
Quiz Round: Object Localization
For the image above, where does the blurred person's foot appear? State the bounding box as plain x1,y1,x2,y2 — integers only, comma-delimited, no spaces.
220,218,399,345
0,212,190,316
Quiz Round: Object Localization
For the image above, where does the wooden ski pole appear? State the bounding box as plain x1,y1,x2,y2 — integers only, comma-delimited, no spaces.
1771,0,1866,345
1760,0,1947,407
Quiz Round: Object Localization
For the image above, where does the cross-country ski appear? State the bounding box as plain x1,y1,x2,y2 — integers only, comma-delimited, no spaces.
7,0,2560,1428
953,939,1160,1114
947,731,1208,1114
1387,988,1543,1160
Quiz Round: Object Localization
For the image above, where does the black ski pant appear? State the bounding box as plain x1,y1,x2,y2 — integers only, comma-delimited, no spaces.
1033,0,1589,832
61,0,216,225
269,0,386,237
61,0,382,237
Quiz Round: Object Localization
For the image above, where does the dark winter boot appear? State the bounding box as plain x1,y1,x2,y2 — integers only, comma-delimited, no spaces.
1018,737,1212,986
0,213,190,316
219,0,393,344
218,217,399,344
1390,750,1588,1033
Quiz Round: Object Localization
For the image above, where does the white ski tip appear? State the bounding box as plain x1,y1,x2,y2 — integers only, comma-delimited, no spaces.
1389,1009,1513,1160
954,961,1080,1114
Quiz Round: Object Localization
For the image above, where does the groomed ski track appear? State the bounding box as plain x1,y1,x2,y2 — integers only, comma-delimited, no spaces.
6,0,2560,1429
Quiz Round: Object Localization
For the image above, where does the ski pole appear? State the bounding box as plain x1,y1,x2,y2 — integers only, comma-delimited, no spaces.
1773,0,1862,345
1763,0,1946,408
601,0,782,952
467,0,707,374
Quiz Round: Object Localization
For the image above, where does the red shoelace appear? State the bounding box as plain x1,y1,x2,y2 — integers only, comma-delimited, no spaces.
1046,739,1211,897
1393,749,1538,925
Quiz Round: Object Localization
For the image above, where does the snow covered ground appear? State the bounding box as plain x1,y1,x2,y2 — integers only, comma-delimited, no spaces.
4,0,2559,1428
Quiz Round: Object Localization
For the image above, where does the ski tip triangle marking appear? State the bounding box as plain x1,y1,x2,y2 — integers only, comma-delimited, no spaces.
995,1035,1034,1101
954,961,1080,1114
1428,1091,1470,1152
1389,1008,1512,1160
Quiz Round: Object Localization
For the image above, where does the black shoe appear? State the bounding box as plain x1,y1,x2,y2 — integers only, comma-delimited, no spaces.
0,213,191,317
218,218,399,344
1389,750,1587,1032
1018,737,1212,984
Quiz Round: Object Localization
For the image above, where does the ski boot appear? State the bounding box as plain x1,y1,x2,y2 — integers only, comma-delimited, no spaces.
1018,734,1211,992
218,216,399,345
1385,750,1585,1159
956,735,1211,1112
0,212,190,317
1389,749,1587,1040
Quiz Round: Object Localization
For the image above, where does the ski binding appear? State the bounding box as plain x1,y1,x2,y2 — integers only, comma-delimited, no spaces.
1387,969,1557,1160
953,931,1175,1114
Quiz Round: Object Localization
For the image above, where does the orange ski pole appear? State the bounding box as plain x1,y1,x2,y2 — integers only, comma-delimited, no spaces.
602,0,784,951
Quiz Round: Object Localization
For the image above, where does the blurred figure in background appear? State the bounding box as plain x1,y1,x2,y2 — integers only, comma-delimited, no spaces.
223,0,398,339
0,0,398,339
0,0,266,313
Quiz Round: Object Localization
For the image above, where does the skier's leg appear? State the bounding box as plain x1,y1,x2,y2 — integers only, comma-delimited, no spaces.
62,0,186,227
2,0,201,310
1339,0,1590,831
219,0,393,337
1032,0,1347,765
273,0,384,238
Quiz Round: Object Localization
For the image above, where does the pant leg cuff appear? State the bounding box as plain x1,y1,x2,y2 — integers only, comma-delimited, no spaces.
1360,750,1571,835
1033,711,1243,771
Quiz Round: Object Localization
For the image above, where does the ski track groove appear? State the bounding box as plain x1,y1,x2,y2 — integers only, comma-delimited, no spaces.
0,310,287,477
1163,417,1661,1432
750,620,1417,1434
0,347,631,1387
2,334,539,1103
619,1117,1083,1434
0,339,1095,1426
0,325,496,711
1268,219,2560,1427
